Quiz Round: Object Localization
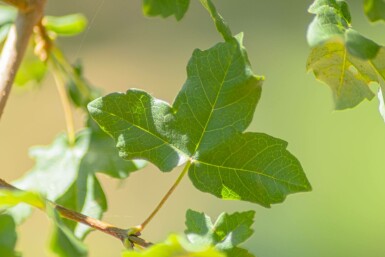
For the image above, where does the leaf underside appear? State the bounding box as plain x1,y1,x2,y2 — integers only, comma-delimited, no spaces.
307,0,385,110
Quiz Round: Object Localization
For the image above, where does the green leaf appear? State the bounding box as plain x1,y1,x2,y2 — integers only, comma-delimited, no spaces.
122,234,225,257
185,210,254,250
199,0,232,41
225,247,256,257
89,32,310,206
0,215,19,257
65,61,101,110
0,189,45,210
142,0,190,21
364,0,385,22
15,128,144,239
14,43,47,87
307,0,385,110
43,14,87,36
307,41,385,109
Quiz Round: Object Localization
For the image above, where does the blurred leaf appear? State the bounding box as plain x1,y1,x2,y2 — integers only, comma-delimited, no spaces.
185,210,255,250
0,189,45,209
307,41,385,109
0,215,19,257
142,0,190,21
15,129,144,239
307,0,350,47
122,234,225,257
14,43,47,87
0,5,16,43
43,14,87,36
364,0,385,22
47,205,88,257
307,0,385,110
225,247,256,257
89,32,310,206
66,61,101,110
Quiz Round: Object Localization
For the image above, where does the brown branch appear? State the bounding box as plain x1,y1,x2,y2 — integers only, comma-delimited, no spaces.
0,178,152,248
0,0,46,120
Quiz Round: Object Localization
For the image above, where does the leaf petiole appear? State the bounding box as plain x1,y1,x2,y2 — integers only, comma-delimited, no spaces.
138,160,192,231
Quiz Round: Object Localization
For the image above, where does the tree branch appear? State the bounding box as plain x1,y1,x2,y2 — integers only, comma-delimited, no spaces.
0,178,152,248
0,0,46,120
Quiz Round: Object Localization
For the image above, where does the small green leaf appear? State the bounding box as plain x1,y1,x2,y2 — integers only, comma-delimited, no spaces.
307,0,350,47
199,0,232,41
65,61,101,110
225,247,256,257
364,0,385,22
0,215,19,257
0,189,45,210
14,43,47,87
122,234,225,257
185,210,255,249
142,0,190,21
43,14,87,36
345,29,380,59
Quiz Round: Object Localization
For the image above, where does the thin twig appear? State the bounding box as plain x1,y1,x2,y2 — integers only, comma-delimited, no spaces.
0,0,46,120
139,161,192,231
52,66,76,145
0,178,152,248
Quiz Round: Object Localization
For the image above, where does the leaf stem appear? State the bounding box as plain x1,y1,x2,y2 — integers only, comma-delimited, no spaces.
51,64,76,145
0,178,152,248
0,0,46,120
138,160,192,231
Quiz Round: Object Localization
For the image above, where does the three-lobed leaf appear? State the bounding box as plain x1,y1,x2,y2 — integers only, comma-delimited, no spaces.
89,34,310,206
185,210,256,256
14,128,145,240
185,210,254,250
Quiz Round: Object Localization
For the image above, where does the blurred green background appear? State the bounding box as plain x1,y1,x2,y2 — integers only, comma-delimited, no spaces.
1,0,385,256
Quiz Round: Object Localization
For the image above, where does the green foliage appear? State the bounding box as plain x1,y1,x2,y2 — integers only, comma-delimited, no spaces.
14,45,47,86
89,27,310,207
43,14,87,36
0,0,316,256
364,0,385,22
0,215,19,257
307,0,385,110
142,0,190,20
185,210,254,251
122,234,225,257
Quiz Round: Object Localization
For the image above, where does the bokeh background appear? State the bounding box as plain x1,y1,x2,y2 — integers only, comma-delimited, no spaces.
1,0,385,256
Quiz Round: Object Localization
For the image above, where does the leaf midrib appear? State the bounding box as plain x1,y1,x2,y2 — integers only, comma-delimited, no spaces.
191,45,236,155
